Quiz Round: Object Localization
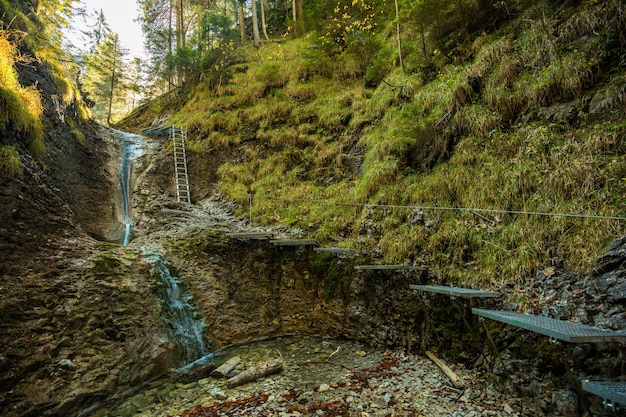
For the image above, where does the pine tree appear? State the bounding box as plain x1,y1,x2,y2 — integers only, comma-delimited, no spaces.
83,32,128,125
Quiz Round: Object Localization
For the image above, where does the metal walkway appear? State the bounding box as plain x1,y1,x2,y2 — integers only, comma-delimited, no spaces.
582,380,626,411
171,127,191,203
270,239,319,247
314,247,364,255
472,308,626,343
354,264,425,271
411,285,499,299
227,232,275,240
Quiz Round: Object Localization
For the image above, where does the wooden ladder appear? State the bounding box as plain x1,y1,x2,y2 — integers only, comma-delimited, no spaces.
171,127,191,204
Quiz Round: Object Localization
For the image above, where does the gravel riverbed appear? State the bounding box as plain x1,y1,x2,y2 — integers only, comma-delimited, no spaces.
108,335,521,417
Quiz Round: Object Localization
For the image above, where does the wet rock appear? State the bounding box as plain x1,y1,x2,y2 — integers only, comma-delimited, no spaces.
593,235,626,275
553,390,578,417
607,277,626,302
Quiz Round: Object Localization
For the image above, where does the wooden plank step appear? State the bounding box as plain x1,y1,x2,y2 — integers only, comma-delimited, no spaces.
270,239,319,247
313,247,364,255
161,208,193,215
582,380,626,409
226,232,275,240
472,308,626,343
410,285,499,298
354,264,425,271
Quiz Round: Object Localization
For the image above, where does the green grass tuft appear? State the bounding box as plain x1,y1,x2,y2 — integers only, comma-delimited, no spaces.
0,145,23,177
0,31,44,158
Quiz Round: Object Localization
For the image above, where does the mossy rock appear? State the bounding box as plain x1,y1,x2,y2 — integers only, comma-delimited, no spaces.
93,255,122,273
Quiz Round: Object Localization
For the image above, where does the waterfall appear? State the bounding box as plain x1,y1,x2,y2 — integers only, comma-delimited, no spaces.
142,251,211,366
116,131,211,368
117,131,147,246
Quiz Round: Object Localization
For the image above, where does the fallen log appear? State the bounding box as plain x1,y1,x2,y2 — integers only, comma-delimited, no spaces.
211,356,242,378
227,358,283,388
425,351,466,389
178,362,217,383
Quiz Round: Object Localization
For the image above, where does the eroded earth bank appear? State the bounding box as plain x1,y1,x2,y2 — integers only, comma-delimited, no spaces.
1,127,625,417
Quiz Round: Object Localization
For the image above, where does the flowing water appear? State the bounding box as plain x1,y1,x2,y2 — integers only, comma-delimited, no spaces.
117,131,149,246
142,250,211,366
117,130,212,365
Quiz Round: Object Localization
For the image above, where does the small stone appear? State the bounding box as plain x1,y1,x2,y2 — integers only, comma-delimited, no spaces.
318,383,330,392
197,378,211,385
486,385,500,397
210,387,227,400
57,359,77,370
356,351,367,357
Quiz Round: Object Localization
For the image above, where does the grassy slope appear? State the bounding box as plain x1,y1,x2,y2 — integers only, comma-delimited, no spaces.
167,1,625,292
0,1,91,176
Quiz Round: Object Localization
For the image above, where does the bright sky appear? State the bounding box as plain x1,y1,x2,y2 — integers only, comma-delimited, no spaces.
73,0,145,58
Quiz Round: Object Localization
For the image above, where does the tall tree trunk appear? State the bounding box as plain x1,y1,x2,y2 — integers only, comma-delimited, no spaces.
175,0,181,49
292,0,296,22
107,41,117,126
238,1,246,42
296,0,303,23
292,0,304,35
251,0,260,48
394,0,404,72
260,0,269,40
169,0,173,91
179,0,186,48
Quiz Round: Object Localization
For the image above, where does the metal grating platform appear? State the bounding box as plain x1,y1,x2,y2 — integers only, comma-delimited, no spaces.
270,239,319,247
472,309,626,343
582,380,626,408
226,232,275,240
314,247,364,255
354,264,425,271
410,285,499,298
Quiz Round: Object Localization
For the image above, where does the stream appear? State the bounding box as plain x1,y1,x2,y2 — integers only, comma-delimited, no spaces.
142,250,211,366
106,335,523,417
117,130,212,366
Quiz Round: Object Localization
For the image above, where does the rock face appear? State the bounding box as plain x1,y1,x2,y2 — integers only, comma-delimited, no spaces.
594,236,626,307
0,57,175,416
129,200,429,350
0,242,177,417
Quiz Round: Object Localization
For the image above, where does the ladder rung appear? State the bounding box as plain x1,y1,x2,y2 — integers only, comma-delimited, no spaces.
172,127,191,204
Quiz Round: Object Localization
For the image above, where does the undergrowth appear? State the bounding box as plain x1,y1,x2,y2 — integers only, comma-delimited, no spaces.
0,145,23,177
0,5,91,176
0,29,44,162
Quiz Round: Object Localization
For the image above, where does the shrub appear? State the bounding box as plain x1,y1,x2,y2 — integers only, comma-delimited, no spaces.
0,30,44,158
0,145,23,177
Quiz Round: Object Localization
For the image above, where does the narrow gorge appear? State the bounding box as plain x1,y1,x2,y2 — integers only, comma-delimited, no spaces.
1,0,625,415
